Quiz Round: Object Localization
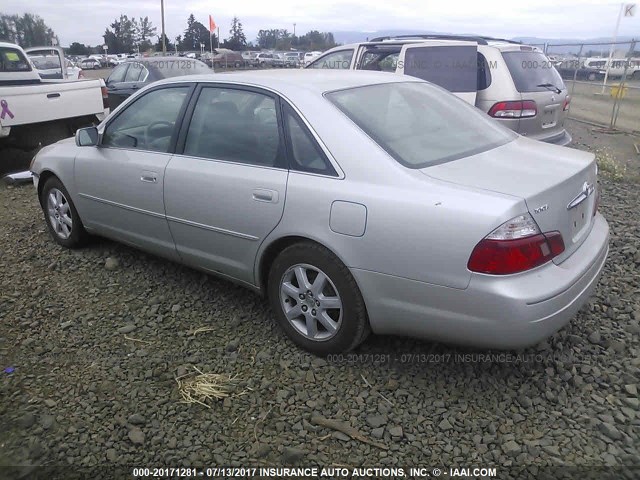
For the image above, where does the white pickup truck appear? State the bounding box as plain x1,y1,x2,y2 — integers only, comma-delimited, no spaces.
0,41,109,173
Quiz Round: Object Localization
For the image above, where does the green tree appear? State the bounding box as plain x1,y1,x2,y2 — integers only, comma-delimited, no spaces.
67,42,90,56
179,14,211,52
136,16,156,52
0,13,58,47
103,15,137,53
225,16,246,50
155,33,173,52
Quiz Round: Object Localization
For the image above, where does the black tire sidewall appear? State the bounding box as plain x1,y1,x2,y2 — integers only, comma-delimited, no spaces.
41,177,87,248
267,243,368,355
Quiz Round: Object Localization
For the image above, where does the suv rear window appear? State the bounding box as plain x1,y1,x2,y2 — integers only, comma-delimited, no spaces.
404,46,478,92
502,51,565,93
326,82,516,169
0,47,32,72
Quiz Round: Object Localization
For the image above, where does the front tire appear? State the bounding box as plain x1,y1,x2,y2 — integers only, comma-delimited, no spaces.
40,177,89,248
267,242,370,355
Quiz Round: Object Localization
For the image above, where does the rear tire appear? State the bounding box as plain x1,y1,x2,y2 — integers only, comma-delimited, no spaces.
40,177,89,248
267,242,370,355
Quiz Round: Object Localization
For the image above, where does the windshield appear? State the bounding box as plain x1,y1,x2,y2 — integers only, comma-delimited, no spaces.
326,82,516,168
502,51,565,93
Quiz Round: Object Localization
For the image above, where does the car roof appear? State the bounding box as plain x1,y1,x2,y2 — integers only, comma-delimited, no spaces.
156,69,422,95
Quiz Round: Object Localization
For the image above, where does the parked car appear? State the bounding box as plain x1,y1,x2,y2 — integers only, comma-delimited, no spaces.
79,58,102,70
241,51,258,66
284,52,304,67
30,70,608,355
104,57,211,110
307,35,572,145
0,41,108,170
271,53,286,68
25,46,83,80
206,49,244,68
253,53,274,67
303,51,322,66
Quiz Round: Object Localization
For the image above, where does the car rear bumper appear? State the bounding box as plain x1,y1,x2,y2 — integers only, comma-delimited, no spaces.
531,129,572,146
351,213,609,349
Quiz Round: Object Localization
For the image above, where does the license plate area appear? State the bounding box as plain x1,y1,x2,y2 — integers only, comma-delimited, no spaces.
542,109,558,128
570,201,589,241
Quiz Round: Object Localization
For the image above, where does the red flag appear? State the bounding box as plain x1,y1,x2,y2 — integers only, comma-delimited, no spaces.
209,15,216,32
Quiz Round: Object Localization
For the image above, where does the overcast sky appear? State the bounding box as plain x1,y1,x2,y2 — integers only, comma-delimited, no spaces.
2,0,639,46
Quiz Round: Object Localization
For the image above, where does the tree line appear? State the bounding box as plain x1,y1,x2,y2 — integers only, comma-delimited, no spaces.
0,11,337,54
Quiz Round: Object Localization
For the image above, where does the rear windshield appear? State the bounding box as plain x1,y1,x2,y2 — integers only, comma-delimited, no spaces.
403,45,478,93
326,82,516,169
0,47,32,72
502,51,565,93
137,59,211,78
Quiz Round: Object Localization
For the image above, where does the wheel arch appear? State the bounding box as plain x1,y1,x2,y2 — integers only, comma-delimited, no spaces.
37,170,59,206
256,234,360,295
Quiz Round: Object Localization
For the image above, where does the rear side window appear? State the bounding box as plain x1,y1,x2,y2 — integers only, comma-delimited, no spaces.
124,63,144,82
283,105,337,176
477,53,492,90
107,64,128,83
0,47,31,72
184,87,283,167
309,50,354,69
403,46,477,92
502,51,565,93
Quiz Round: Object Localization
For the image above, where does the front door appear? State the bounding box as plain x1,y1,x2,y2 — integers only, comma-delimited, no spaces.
74,84,192,259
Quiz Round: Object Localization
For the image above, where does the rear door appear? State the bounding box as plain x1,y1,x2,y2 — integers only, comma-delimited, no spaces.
164,84,288,285
501,49,568,142
397,41,478,104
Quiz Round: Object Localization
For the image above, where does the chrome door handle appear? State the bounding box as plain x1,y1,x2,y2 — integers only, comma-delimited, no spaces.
141,175,157,183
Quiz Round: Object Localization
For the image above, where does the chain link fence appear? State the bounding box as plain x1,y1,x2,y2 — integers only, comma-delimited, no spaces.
533,40,639,132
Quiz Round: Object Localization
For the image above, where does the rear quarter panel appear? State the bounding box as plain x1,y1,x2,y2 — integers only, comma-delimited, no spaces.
259,91,525,289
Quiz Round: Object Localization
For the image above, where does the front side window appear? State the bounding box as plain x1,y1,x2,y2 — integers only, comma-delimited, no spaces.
309,50,354,69
326,82,516,168
184,87,283,167
102,86,189,152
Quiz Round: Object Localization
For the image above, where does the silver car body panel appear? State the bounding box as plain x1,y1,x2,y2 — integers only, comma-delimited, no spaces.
31,70,608,348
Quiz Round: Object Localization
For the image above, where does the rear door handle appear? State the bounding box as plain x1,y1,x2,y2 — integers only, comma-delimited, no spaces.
252,189,278,203
140,171,157,183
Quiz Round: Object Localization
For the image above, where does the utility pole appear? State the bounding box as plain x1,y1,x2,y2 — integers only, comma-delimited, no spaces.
161,0,167,54
293,23,296,36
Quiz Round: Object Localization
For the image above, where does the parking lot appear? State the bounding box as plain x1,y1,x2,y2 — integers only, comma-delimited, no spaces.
1,118,639,475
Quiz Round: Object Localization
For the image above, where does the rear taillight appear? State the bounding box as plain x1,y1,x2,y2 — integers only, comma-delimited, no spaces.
593,186,600,217
101,86,109,109
488,101,537,118
563,96,570,111
468,214,565,275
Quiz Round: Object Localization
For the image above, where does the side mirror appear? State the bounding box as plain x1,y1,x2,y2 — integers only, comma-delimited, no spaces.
76,127,99,147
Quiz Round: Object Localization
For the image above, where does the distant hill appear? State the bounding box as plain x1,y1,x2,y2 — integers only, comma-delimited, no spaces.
333,30,637,54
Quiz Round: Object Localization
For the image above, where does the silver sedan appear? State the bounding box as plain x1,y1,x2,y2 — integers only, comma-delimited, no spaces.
30,70,609,354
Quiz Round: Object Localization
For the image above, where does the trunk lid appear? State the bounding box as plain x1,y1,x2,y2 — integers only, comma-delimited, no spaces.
421,137,598,263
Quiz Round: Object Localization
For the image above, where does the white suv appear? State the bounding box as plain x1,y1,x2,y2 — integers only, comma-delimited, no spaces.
306,35,571,145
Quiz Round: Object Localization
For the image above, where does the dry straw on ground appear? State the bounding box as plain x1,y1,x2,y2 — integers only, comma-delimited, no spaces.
176,366,244,408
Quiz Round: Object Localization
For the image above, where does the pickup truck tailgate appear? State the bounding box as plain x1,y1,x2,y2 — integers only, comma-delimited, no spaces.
0,79,105,128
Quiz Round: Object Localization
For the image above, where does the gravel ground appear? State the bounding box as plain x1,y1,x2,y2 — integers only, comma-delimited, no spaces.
1,155,639,478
